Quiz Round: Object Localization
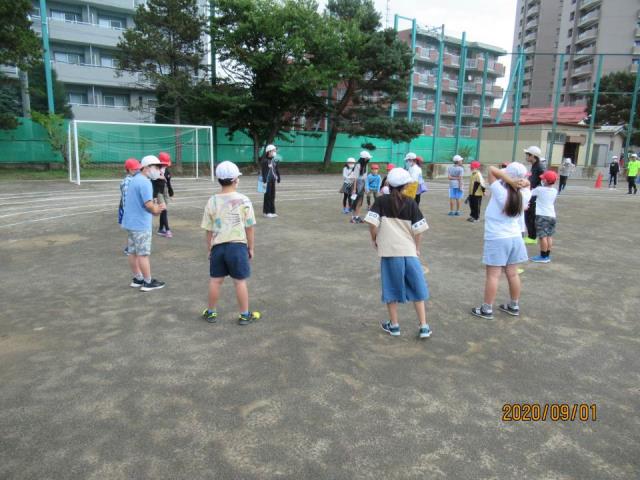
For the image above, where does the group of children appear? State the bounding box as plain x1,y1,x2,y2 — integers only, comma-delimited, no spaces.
117,143,561,339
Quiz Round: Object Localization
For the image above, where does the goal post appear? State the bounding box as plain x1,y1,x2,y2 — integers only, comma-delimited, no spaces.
68,120,214,185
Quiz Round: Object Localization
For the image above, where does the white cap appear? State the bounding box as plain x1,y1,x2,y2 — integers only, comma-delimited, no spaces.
631,153,638,158
505,161,528,179
140,155,162,168
215,161,242,180
387,168,412,187
612,156,618,160
404,152,417,161
346,157,356,164
452,154,463,163
524,146,542,158
359,151,372,159
564,157,572,163
265,144,276,153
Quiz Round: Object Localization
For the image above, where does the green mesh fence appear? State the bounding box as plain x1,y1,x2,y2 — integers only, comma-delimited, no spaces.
0,118,478,165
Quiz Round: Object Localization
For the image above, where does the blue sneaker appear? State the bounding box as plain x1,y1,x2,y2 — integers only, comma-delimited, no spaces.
419,324,432,339
380,320,400,336
342,207,350,214
454,211,461,216
531,255,550,263
447,211,455,216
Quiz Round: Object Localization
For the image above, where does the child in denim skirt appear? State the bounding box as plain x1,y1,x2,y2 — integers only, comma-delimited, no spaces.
364,167,432,339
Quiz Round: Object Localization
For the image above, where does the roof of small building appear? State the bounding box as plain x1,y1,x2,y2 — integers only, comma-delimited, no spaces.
499,106,588,124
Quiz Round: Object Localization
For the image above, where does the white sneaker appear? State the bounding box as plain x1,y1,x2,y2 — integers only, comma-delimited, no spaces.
266,213,278,218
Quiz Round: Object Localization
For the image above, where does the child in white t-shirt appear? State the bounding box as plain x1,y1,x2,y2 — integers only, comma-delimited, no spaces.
530,170,558,263
471,162,530,320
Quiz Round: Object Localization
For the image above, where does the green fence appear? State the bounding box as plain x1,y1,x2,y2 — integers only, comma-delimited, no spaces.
0,118,479,165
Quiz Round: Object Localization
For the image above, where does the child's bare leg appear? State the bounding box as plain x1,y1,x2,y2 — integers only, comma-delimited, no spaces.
233,279,249,312
413,301,427,326
386,302,399,325
483,266,502,305
539,237,548,251
456,198,461,211
504,264,521,302
208,277,224,310
137,255,152,279
449,199,454,211
547,237,553,250
128,254,141,276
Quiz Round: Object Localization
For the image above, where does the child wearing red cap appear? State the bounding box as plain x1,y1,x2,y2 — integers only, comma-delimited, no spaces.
119,158,140,226
154,152,174,237
380,163,395,195
530,170,558,263
466,161,485,222
365,164,382,208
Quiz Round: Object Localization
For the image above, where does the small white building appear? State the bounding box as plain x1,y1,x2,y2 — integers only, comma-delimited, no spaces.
592,125,625,167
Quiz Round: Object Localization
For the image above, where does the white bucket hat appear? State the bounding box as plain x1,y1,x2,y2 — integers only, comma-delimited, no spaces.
505,161,528,179
452,154,463,163
524,146,542,158
359,151,372,159
265,144,276,153
140,155,162,168
387,168,412,187
215,161,242,180
404,152,417,161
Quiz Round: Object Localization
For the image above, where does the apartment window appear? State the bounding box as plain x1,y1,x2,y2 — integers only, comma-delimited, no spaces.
51,9,81,23
53,51,83,64
570,12,575,21
571,0,576,4
566,46,571,54
635,40,640,47
32,6,40,17
100,54,116,68
562,78,567,86
633,58,640,65
98,14,125,29
68,92,88,105
568,28,573,38
560,94,565,102
103,93,130,107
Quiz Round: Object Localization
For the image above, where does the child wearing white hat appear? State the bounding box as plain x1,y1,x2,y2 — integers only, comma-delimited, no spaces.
364,167,432,339
447,155,465,216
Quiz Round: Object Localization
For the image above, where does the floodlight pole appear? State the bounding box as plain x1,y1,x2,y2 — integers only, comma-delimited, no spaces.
475,51,489,161
431,25,445,164
624,68,640,160
584,54,603,167
547,53,565,164
495,54,521,124
38,0,55,114
454,31,467,155
511,46,525,162
73,120,81,185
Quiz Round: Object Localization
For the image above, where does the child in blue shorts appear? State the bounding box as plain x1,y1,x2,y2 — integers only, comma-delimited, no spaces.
364,167,432,339
447,155,465,216
471,162,531,320
201,161,260,325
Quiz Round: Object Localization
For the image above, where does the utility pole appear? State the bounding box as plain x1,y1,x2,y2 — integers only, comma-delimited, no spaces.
38,0,55,114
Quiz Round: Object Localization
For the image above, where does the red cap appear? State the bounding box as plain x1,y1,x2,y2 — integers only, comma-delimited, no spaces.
470,161,481,169
415,156,424,166
387,163,395,171
124,158,140,171
158,151,171,166
371,163,379,170
540,170,557,184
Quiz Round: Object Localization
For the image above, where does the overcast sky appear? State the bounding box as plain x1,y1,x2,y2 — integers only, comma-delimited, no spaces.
317,0,518,88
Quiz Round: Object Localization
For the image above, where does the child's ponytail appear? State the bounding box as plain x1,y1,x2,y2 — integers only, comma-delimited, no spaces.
503,183,522,217
389,185,405,217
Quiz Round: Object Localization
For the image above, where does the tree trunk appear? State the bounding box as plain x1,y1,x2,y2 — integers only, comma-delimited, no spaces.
174,105,182,172
251,133,261,166
323,124,338,169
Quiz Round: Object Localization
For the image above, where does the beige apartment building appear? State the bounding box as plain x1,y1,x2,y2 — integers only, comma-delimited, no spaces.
512,0,640,108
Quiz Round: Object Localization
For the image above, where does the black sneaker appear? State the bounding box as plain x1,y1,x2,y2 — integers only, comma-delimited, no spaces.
471,306,494,320
498,304,520,316
140,279,165,292
202,309,218,323
129,277,144,288
238,311,261,325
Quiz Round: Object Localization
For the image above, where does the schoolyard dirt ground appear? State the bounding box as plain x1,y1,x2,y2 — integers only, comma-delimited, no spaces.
0,175,638,479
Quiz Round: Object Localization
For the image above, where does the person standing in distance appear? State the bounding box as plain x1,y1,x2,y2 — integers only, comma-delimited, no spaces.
261,144,281,217
447,155,465,216
122,155,167,292
523,146,545,245
626,153,639,194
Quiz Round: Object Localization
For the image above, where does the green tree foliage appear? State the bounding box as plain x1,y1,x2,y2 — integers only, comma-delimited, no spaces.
320,0,422,166
28,63,73,118
116,0,208,127
0,0,41,129
587,71,640,146
32,112,91,168
197,0,342,163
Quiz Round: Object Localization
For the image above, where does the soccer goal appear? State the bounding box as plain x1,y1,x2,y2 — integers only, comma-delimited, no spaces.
67,120,214,185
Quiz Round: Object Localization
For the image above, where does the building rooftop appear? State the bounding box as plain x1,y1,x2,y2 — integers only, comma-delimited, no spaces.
399,27,507,55
499,106,589,124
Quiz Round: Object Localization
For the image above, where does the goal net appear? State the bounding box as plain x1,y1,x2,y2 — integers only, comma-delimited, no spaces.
67,120,214,184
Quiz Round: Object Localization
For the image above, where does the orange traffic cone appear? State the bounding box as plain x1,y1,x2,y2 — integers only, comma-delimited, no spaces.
594,172,603,189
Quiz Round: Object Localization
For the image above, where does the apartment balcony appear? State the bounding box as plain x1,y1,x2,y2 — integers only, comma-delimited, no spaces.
439,103,457,115
32,16,124,48
462,105,482,117
527,5,539,16
630,63,639,73
524,32,537,43
525,19,538,30
456,126,478,138
578,10,600,28
415,47,439,63
53,61,151,89
443,54,461,67
636,27,640,38
579,0,601,11
464,82,483,95
423,125,434,136
414,73,437,89
575,28,598,45
0,65,18,78
574,46,595,61
486,85,504,97
571,81,592,92
572,63,593,77
633,46,640,56
70,104,154,123
524,45,535,54
439,125,455,137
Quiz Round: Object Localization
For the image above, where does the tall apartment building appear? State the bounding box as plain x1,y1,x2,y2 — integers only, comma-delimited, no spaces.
397,28,506,139
512,0,640,108
26,0,209,123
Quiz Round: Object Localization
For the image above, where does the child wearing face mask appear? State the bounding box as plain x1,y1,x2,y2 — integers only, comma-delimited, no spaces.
154,152,174,237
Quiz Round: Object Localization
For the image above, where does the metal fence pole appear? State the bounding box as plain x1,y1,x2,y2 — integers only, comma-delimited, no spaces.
39,0,55,114
624,69,640,159
547,53,565,164
408,19,417,122
511,46,525,162
431,25,445,163
453,32,466,155
495,54,520,124
584,54,604,167
475,51,489,161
